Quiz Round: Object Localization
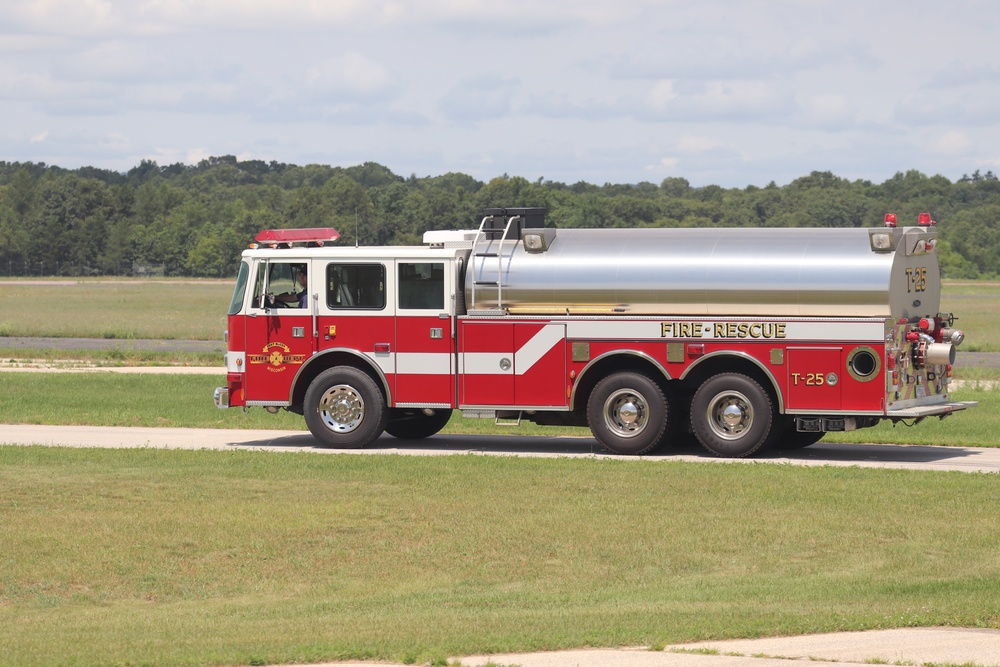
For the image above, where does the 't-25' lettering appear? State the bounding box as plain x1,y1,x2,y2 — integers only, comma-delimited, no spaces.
905,267,927,293
791,372,826,387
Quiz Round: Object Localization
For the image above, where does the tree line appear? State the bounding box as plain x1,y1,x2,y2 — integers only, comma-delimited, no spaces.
0,156,998,279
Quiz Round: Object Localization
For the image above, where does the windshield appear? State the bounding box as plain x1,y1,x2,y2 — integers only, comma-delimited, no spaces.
227,261,250,315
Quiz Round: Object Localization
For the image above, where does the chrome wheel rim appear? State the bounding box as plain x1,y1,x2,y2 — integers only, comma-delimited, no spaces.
706,390,754,441
318,384,365,433
603,388,648,438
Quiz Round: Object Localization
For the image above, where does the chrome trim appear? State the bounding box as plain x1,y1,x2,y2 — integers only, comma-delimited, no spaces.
395,402,452,409
213,387,229,409
459,404,572,412
846,345,881,382
246,400,291,407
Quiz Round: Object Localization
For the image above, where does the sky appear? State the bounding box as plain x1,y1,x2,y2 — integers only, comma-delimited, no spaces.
2,0,1000,188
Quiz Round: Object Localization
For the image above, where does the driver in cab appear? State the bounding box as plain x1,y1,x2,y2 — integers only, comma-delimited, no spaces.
276,265,308,308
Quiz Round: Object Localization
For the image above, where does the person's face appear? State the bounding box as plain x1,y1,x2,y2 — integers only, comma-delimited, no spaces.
299,270,307,287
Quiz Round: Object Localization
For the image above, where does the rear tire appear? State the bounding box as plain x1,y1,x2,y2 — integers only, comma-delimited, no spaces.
385,409,453,440
304,367,387,448
691,373,775,458
587,371,671,455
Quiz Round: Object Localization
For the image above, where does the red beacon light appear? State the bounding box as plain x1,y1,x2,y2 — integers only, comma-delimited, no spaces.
918,212,933,226
251,227,340,249
884,213,897,227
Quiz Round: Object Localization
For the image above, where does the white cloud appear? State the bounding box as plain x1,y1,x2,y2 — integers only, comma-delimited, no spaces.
641,79,792,123
647,81,677,112
2,0,122,35
306,53,396,100
438,75,521,122
676,136,729,154
3,0,1000,187
932,130,972,156
798,93,853,128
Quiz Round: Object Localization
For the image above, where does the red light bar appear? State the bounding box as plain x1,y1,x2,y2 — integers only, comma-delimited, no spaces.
884,213,897,227
254,228,340,244
918,213,932,226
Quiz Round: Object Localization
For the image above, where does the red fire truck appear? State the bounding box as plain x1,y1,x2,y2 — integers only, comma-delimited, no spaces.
214,207,975,457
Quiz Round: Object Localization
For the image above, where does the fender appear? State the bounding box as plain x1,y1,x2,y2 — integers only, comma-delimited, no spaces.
680,350,785,413
571,349,673,409
290,346,394,407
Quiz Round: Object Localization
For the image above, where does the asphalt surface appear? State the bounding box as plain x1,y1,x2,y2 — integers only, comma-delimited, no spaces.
0,335,225,354
3,423,1000,473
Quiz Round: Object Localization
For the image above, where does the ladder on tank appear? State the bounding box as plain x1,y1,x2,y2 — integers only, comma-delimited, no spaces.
469,213,520,314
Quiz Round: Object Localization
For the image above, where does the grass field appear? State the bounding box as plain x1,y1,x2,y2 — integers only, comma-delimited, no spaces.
940,281,1000,352
0,278,232,341
1,446,998,667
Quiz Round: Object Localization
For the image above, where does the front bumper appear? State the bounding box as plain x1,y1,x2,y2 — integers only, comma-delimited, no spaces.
214,386,229,409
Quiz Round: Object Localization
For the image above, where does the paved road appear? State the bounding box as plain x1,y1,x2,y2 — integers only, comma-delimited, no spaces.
290,627,1000,667
455,627,1000,667
4,424,1000,473
0,336,225,354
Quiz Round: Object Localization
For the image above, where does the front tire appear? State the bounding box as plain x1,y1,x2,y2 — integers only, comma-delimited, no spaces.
587,371,671,455
691,373,775,458
304,367,387,448
385,409,453,440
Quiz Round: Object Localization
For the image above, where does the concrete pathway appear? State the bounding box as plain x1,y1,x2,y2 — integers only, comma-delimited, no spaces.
282,627,1000,667
3,424,1000,473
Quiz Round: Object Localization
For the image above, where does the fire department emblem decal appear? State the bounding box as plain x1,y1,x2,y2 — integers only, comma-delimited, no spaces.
248,342,306,373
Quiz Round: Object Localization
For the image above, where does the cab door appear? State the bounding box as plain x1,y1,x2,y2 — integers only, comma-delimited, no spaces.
315,260,395,399
393,260,456,407
244,259,314,403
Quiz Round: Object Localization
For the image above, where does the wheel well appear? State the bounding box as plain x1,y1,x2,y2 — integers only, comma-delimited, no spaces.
572,353,670,412
291,351,388,413
678,354,782,413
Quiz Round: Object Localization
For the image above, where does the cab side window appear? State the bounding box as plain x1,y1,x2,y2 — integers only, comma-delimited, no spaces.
327,264,386,309
398,262,444,310
251,262,306,310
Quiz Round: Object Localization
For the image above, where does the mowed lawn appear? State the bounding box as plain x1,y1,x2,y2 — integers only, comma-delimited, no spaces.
0,279,233,340
1,446,998,667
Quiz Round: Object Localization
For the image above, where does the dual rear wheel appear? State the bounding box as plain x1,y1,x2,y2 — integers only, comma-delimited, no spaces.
587,370,778,458
690,373,775,458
